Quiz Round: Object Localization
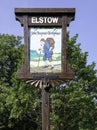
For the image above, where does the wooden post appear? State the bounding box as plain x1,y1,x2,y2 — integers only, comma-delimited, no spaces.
42,78,50,130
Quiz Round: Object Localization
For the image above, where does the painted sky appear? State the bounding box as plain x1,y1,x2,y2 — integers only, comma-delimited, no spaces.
0,0,97,69
30,28,62,53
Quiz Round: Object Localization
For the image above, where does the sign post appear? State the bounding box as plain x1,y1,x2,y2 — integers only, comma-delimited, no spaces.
42,78,50,130
15,8,75,130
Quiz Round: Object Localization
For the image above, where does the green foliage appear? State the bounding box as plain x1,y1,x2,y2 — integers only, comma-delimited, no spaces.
50,32,97,130
0,34,23,86
0,34,41,130
0,33,97,130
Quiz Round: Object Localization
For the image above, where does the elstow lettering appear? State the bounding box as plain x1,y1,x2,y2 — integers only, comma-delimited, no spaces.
31,17,59,24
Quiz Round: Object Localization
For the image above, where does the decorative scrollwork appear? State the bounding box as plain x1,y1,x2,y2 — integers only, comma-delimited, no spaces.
25,79,65,89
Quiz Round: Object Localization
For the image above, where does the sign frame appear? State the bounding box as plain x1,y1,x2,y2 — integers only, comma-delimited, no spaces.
15,8,75,81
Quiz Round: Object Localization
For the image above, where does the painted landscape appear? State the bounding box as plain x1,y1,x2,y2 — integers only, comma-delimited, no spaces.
30,50,61,73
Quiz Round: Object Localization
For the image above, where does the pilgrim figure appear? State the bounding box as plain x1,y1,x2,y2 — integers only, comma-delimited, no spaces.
40,38,55,69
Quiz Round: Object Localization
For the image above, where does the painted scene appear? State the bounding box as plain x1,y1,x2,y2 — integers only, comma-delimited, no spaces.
29,28,62,73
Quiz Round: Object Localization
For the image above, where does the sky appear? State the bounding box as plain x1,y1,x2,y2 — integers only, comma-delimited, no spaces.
0,0,97,69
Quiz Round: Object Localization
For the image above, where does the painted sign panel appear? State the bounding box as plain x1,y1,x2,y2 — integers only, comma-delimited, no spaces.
29,28,62,73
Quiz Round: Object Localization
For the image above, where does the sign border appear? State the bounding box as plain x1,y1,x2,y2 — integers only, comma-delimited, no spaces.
15,8,75,81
